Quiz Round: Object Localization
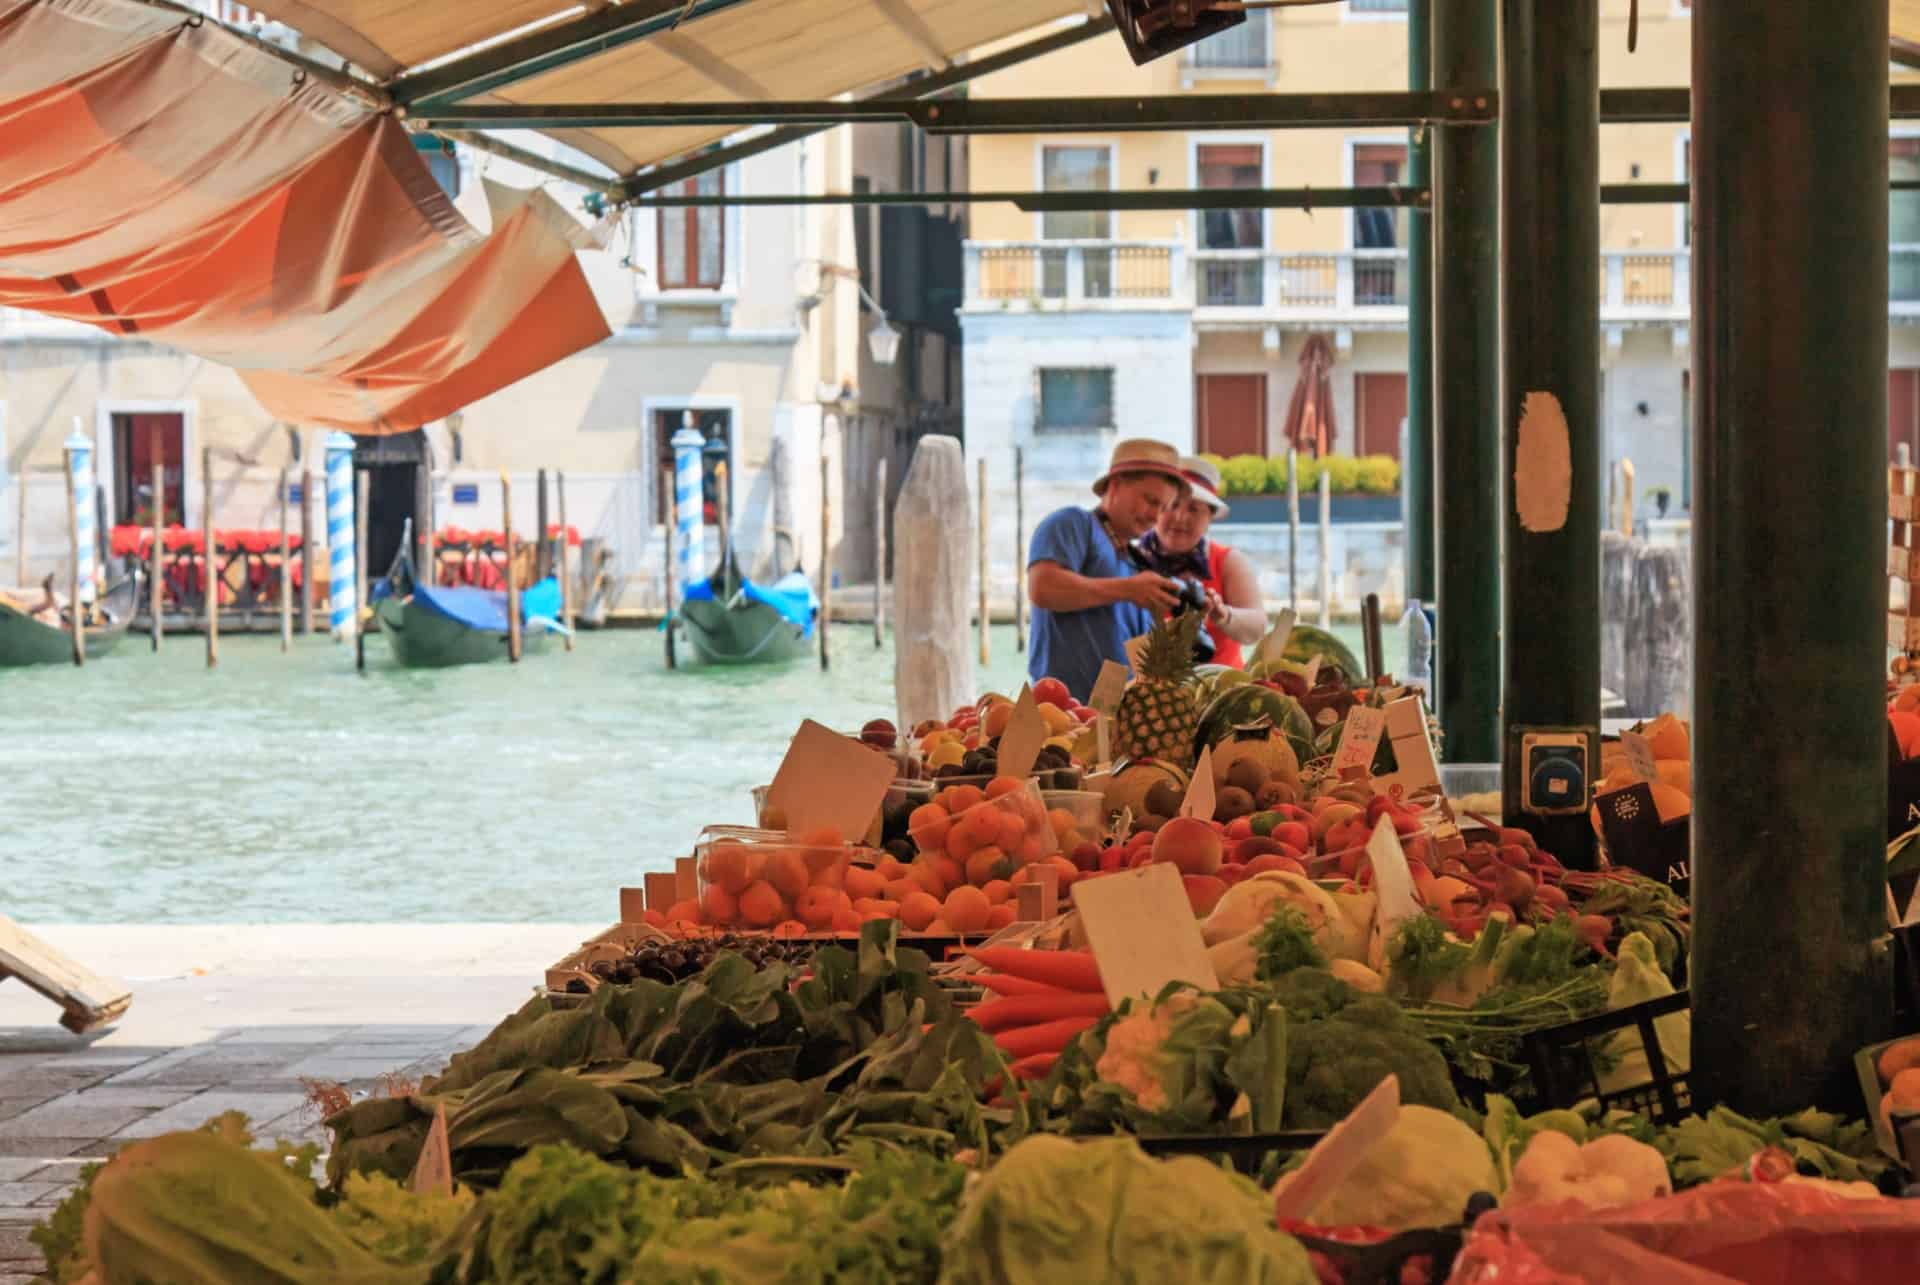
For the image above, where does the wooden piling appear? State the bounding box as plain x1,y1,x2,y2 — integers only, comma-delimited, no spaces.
502,471,521,663
819,452,831,671
203,447,217,669
417,458,434,586
1287,449,1300,613
1014,446,1026,653
977,456,989,666
278,465,291,652
1317,467,1332,628
354,467,368,672
873,455,887,648
299,469,314,634
716,460,731,574
62,446,83,666
535,466,551,580
557,471,575,651
1618,457,1635,538
663,465,677,670
149,434,163,651
13,471,24,586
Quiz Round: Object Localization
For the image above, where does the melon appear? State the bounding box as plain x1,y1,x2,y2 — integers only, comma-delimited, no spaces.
1194,685,1316,765
1210,725,1301,793
1099,759,1191,821
1282,625,1365,684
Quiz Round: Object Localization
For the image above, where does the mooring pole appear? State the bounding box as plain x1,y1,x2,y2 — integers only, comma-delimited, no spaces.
819,451,832,672
278,466,292,652
977,456,990,666
1690,0,1890,1114
203,447,217,670
62,446,83,666
1500,0,1601,865
149,426,164,651
1014,446,1026,653
1404,0,1435,610
557,471,575,651
299,466,314,635
1431,0,1501,764
502,471,521,664
875,454,887,649
354,467,369,672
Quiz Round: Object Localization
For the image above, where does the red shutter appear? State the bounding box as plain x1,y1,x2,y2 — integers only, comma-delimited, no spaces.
1195,373,1268,457
1891,369,1920,464
1355,373,1409,459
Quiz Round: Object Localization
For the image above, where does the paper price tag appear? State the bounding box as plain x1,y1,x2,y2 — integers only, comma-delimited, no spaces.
1364,816,1424,961
1622,730,1657,782
409,1104,454,1197
1110,805,1134,844
996,685,1049,782
1303,655,1322,688
1270,1075,1401,1223
1374,696,1442,795
1179,744,1217,819
1073,862,1220,1006
1254,609,1297,667
1332,706,1388,775
1094,714,1113,770
1088,660,1129,716
766,719,897,842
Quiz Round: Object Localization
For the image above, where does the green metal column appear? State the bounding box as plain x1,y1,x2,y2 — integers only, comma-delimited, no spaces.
1430,0,1499,761
1691,0,1891,1113
1499,0,1600,866
1404,0,1435,609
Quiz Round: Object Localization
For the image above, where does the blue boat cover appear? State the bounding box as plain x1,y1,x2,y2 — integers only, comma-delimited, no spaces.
682,570,819,637
375,577,562,633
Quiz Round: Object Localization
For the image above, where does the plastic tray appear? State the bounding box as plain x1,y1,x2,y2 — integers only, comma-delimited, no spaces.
695,832,861,930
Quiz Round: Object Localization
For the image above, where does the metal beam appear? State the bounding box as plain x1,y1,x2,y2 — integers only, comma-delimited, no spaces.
1430,0,1502,765
1691,0,1891,1114
413,90,1499,135
1404,0,1435,610
390,0,758,110
624,185,1429,211
1600,83,1920,122
617,15,1116,198
1501,0,1601,867
1605,179,1920,203
435,130,617,193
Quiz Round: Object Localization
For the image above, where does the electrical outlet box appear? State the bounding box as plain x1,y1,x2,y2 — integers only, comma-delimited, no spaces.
1513,728,1596,817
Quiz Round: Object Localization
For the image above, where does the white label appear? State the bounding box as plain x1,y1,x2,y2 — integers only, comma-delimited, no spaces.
996,685,1049,782
1074,862,1220,1005
1303,655,1322,688
1179,744,1216,819
1374,695,1442,794
1089,661,1129,716
1364,816,1423,963
1271,1075,1402,1223
1254,609,1297,666
1333,706,1388,775
1622,731,1657,782
1095,714,1112,769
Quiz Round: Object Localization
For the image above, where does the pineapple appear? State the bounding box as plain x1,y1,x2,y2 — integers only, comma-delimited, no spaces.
1115,613,1202,768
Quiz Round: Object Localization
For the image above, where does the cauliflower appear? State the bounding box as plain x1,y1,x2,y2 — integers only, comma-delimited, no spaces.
1506,1130,1671,1210
1093,991,1235,1115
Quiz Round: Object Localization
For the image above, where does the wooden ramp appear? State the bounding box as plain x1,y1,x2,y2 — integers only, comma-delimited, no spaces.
0,916,132,1033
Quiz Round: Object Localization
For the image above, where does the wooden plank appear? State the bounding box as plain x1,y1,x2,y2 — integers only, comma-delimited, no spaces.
0,915,132,1033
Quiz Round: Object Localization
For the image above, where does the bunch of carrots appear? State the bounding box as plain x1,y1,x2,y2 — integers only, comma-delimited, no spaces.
963,946,1109,1086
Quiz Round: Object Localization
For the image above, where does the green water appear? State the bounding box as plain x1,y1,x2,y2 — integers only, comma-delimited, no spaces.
1,621,1392,922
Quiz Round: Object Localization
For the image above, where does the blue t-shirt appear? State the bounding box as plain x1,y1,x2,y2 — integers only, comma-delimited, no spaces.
1027,507,1154,702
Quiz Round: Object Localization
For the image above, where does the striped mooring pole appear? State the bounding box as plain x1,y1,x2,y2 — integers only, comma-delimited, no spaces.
64,421,96,605
325,431,357,640
671,418,706,591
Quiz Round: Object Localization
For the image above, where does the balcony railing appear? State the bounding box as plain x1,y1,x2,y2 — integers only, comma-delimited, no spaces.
967,240,1185,306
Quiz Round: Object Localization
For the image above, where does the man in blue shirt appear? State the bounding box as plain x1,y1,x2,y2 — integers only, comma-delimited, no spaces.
1026,438,1188,701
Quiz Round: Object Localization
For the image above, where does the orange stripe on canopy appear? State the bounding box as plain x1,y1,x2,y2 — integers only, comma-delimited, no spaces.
0,0,611,433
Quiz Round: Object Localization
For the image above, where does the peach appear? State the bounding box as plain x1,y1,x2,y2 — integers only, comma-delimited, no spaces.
704,841,754,894
944,885,991,932
844,864,886,900
1150,816,1224,876
832,906,864,933
1182,874,1230,917
701,884,739,926
664,898,703,924
884,877,921,903
738,880,787,928
982,703,1014,738
764,850,808,900
985,903,1017,930
899,891,942,931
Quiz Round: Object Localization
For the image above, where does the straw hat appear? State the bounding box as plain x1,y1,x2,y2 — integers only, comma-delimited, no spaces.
1091,438,1189,496
1179,455,1230,517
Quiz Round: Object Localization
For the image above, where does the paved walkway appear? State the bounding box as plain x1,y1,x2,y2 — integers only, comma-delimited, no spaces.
0,923,597,1282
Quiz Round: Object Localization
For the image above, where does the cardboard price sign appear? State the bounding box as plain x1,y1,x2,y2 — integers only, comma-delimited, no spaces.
996,685,1050,782
1094,714,1113,770
409,1104,455,1197
765,719,897,842
1621,731,1657,782
1073,862,1220,1005
1364,816,1424,952
1254,609,1297,667
1270,1074,1402,1223
1332,706,1387,776
1088,660,1129,717
1374,696,1443,796
1179,744,1217,820
1595,782,1690,898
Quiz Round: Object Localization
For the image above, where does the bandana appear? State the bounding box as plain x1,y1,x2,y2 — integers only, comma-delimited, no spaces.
1133,530,1210,582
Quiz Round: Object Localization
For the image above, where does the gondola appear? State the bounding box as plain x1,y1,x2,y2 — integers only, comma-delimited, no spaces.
671,551,817,666
371,544,562,668
0,576,137,667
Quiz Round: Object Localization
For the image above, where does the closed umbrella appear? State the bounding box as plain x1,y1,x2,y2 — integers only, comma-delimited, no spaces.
1281,332,1338,456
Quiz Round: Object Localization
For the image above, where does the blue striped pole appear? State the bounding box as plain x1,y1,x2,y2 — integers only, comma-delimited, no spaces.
671,422,706,590
325,432,356,640
64,422,95,605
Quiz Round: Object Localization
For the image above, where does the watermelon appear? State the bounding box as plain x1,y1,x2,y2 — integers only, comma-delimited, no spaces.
1194,685,1316,765
1282,625,1365,684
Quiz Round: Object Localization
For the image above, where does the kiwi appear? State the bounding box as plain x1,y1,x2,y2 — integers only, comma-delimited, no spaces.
1225,759,1270,795
1215,786,1256,823
1144,780,1184,818
1256,779,1300,809
1134,813,1167,834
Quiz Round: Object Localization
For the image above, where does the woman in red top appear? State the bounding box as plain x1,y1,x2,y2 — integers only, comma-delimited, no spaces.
1135,456,1267,668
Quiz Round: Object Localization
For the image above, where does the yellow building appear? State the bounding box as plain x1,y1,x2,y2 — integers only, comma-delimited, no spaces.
961,0,1920,533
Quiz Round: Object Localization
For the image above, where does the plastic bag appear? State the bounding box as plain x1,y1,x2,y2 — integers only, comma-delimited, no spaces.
1449,1182,1920,1285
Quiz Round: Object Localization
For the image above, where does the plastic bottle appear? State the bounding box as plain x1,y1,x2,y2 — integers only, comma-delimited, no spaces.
1403,597,1433,697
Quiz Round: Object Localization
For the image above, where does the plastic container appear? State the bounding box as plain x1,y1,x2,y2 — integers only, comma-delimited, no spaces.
695,830,859,931
750,780,934,847
1041,789,1109,851
925,763,1085,792
909,779,1058,870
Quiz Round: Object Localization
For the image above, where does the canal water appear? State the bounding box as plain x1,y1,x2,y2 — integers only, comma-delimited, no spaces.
2,621,1392,922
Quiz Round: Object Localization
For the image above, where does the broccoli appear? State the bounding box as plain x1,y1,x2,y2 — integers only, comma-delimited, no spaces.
1259,967,1358,1023
1283,1001,1460,1130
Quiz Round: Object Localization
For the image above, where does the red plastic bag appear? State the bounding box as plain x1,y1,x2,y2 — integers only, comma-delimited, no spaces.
1449,1183,1920,1285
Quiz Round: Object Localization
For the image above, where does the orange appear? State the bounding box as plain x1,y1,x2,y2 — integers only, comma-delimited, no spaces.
772,919,808,938
764,849,808,900
738,880,787,928
945,822,976,861
957,806,1003,853
899,891,942,931
981,878,1013,905
985,903,1017,930
943,884,991,933
909,803,951,852
704,841,754,894
844,864,886,900
926,917,954,935
908,859,948,900
986,775,1024,799
876,854,907,880
832,906,864,933
930,854,966,891
966,846,1011,886
701,884,739,926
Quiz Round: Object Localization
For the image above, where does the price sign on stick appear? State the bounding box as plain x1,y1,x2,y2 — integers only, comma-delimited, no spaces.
1303,655,1322,688
1094,714,1113,770
766,719,896,842
1074,862,1219,1006
1271,1075,1402,1223
1254,609,1297,667
1373,696,1442,795
996,686,1049,782
1364,816,1424,964
409,1104,454,1197
1089,660,1129,717
1332,706,1387,776
1180,744,1217,819
1621,731,1657,782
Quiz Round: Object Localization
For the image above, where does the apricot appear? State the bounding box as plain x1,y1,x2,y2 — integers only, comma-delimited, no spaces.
926,917,954,935
981,878,1014,905
844,864,886,900
930,854,966,891
792,824,843,849
909,803,951,852
876,854,907,880
908,859,948,900
884,877,921,904
701,884,739,925
899,891,942,931
1150,816,1224,876
704,841,755,894
808,860,846,891
1047,808,1079,842
966,845,1012,886
664,898,703,924
986,774,1024,799
985,903,1017,930
796,885,850,930
947,785,987,813
943,885,991,933
996,809,1029,852
832,906,864,933
764,850,808,900
738,880,787,928
1015,833,1050,865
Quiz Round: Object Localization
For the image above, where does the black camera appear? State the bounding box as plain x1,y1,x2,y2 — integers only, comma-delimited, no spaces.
1124,541,1216,664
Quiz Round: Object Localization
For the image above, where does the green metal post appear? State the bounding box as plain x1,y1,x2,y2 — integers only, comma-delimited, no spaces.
1429,0,1500,762
1404,0,1434,609
1691,0,1891,1113
1499,0,1601,866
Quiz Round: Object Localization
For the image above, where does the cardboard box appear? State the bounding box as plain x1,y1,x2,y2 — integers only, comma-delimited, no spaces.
1595,781,1690,897
1853,1033,1920,1162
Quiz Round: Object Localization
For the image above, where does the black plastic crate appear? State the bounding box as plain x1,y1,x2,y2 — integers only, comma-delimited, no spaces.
1520,990,1692,1124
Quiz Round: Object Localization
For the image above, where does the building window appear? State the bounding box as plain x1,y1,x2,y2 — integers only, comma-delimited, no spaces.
1037,369,1114,432
658,170,724,289
1197,144,1263,306
1893,140,1920,302
1041,146,1112,297
1189,11,1267,68
112,413,185,526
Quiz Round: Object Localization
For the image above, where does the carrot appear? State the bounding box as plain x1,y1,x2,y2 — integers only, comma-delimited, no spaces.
967,991,1111,1032
993,1014,1101,1059
965,946,1104,992
1009,1051,1059,1081
971,973,1064,997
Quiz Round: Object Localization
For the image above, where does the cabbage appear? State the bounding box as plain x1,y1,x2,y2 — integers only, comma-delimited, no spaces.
940,1134,1315,1285
1269,1105,1497,1231
1205,873,1363,961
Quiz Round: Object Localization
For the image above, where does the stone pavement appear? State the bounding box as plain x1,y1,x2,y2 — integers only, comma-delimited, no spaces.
0,922,598,1282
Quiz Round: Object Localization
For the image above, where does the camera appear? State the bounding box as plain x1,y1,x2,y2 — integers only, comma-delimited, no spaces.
1124,541,1216,664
